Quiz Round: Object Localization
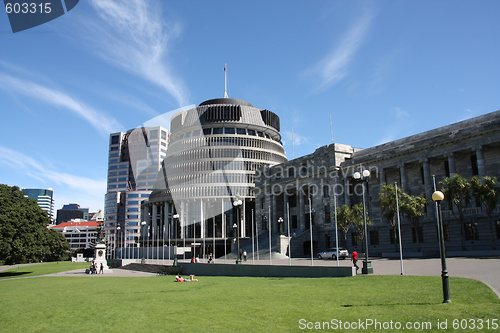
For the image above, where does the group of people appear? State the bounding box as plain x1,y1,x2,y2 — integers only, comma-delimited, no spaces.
190,253,215,264
89,261,104,274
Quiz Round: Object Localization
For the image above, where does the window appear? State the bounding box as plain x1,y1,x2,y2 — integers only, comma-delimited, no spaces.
161,130,167,140
213,128,223,135
149,130,158,139
236,128,246,135
443,225,450,241
247,129,256,136
465,222,479,240
370,230,379,245
389,229,396,244
292,215,298,229
444,160,450,178
324,205,331,224
111,135,120,145
351,232,361,246
323,185,329,198
224,128,235,134
203,128,211,135
288,167,295,178
471,155,479,176
412,227,424,243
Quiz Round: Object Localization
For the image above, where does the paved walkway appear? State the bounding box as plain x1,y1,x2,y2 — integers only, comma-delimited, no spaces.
2,257,499,298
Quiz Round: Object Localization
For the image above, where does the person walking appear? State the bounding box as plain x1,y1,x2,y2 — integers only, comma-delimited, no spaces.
243,250,247,262
352,248,359,273
100,263,104,274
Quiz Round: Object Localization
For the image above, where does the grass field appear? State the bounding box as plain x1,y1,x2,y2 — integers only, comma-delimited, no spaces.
0,264,499,332
0,262,89,279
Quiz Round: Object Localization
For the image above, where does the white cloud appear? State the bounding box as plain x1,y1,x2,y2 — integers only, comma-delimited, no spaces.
0,73,122,135
394,106,410,119
82,0,188,106
0,146,106,210
302,11,374,92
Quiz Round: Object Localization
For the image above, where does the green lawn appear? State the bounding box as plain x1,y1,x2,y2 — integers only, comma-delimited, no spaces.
0,272,498,332
0,262,89,279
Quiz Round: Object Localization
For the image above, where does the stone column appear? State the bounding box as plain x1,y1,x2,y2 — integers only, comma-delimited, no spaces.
284,192,289,235
447,153,457,176
421,159,435,217
271,191,277,233
379,168,386,187
298,185,305,231
344,179,351,207
399,164,407,193
476,146,486,178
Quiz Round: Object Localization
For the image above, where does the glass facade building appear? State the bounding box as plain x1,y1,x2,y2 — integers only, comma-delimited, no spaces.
104,126,169,258
22,188,55,223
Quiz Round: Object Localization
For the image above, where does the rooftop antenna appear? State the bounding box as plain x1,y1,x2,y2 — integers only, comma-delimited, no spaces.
292,127,295,159
224,63,229,98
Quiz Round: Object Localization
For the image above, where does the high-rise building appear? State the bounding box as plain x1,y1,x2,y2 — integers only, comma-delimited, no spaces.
104,126,169,258
21,188,55,223
56,203,88,225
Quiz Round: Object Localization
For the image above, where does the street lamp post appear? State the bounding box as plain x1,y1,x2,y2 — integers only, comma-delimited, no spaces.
141,221,146,263
353,169,373,274
233,197,243,264
173,213,179,266
432,191,451,303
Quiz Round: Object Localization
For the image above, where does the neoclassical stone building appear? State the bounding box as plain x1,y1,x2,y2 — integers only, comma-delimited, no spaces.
255,110,500,257
141,98,287,258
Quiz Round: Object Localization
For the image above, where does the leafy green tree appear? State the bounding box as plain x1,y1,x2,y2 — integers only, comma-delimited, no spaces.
400,192,427,252
351,203,371,253
470,176,499,250
439,174,471,250
378,183,403,251
0,184,69,264
336,204,354,243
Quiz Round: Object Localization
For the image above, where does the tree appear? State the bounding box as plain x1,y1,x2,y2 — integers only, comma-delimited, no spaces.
439,174,471,250
0,184,69,264
336,204,353,243
470,176,499,250
351,203,371,253
378,183,403,251
400,192,427,252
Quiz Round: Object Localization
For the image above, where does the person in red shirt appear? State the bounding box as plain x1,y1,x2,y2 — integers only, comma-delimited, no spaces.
352,248,359,273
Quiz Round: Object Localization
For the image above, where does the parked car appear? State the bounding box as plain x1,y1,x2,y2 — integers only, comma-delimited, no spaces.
317,247,349,260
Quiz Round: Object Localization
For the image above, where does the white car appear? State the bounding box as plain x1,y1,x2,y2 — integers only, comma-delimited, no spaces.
317,247,349,260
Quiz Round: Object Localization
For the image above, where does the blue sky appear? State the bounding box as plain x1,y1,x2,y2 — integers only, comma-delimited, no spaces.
1,0,499,212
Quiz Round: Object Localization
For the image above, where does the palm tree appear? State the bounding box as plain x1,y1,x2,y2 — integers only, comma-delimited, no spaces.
439,174,471,250
470,176,499,250
400,193,427,252
378,183,402,251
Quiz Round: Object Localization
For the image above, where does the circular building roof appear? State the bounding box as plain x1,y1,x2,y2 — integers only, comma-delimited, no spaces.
199,98,253,107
